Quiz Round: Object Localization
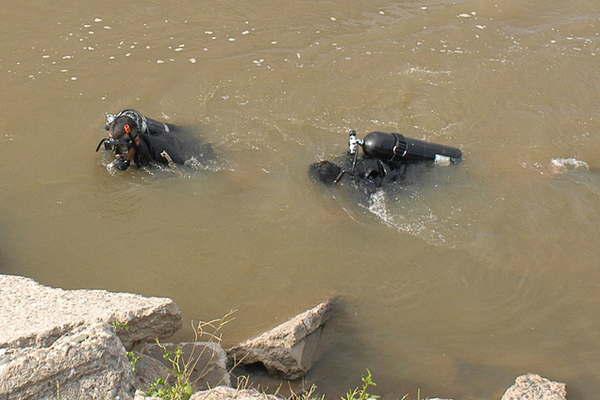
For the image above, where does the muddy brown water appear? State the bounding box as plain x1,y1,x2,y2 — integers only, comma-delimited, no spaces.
2,1,600,398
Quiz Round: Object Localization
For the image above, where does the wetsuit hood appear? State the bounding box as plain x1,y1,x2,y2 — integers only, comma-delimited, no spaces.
310,161,343,185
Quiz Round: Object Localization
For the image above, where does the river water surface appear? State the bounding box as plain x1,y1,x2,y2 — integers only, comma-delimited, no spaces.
2,1,600,398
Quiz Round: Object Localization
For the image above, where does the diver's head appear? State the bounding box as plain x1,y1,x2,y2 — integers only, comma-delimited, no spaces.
309,160,342,185
109,115,139,140
101,115,140,167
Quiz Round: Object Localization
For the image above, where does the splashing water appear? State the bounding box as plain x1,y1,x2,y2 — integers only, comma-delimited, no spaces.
365,189,448,245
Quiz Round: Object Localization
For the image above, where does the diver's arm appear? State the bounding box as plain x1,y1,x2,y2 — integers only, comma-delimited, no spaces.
113,147,135,171
127,147,136,163
382,163,407,184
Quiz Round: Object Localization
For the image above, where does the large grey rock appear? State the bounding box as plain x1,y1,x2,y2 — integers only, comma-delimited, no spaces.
502,374,567,400
132,352,171,392
0,274,182,350
228,300,332,379
0,323,135,400
138,342,231,390
191,386,281,400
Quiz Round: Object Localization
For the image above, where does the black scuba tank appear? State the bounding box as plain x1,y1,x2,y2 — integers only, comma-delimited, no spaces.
145,117,171,136
362,131,462,163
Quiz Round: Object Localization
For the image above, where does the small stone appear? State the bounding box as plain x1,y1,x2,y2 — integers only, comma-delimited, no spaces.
191,387,281,400
501,374,567,400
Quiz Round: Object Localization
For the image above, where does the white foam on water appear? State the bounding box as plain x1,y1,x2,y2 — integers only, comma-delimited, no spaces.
550,157,589,174
367,191,405,230
365,190,450,246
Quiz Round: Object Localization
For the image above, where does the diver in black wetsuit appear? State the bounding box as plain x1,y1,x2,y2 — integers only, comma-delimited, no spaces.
310,130,462,194
96,109,214,171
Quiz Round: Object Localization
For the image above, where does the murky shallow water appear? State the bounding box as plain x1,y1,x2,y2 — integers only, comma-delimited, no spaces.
2,1,600,398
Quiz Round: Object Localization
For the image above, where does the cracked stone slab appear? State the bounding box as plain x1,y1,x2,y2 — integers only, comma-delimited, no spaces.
0,323,135,400
0,274,182,350
228,300,332,379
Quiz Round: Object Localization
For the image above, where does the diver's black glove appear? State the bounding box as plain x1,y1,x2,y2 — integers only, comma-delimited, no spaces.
114,158,130,171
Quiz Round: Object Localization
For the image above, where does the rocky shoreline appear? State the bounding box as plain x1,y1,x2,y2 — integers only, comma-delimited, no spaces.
0,274,567,400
